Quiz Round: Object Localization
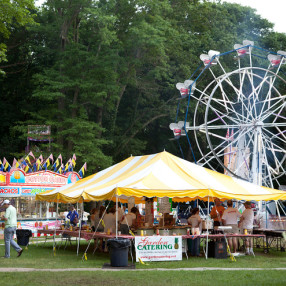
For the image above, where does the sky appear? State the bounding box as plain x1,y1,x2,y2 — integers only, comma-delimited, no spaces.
223,0,285,33
35,0,285,34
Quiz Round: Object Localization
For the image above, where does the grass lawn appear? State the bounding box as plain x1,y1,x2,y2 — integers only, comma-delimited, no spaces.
0,238,285,285
0,238,286,269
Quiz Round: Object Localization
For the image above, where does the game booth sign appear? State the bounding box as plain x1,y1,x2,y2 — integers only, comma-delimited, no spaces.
0,169,81,232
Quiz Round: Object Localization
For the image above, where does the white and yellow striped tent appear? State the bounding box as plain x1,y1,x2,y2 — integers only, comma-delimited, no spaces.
35,151,286,203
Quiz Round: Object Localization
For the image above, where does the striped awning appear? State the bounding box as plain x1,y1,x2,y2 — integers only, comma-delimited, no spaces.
36,151,286,203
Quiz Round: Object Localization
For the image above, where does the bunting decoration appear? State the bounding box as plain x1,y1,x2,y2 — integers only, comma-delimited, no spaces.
0,154,86,177
78,162,87,178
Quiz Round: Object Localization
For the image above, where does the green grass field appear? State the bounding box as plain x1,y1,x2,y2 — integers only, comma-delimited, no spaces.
0,238,286,285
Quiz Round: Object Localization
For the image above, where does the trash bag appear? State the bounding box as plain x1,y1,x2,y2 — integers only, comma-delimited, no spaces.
107,238,131,249
16,229,32,247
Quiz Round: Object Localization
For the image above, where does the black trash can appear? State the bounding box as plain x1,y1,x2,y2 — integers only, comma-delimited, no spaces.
107,238,131,267
16,229,32,247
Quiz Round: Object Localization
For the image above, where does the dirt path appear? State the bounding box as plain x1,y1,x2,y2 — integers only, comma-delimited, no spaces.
0,267,285,272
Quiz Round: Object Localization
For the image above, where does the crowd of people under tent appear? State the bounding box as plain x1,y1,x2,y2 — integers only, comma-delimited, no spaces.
61,198,255,255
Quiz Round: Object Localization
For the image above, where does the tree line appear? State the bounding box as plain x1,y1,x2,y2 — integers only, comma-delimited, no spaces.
0,0,285,174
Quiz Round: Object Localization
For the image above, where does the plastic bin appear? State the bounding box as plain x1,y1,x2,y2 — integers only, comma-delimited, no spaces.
208,239,227,259
107,238,131,267
16,229,32,246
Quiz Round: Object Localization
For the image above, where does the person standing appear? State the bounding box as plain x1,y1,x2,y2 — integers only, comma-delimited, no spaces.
103,207,116,234
187,208,202,256
115,202,124,224
120,207,138,234
1,200,23,258
67,205,79,226
222,200,242,254
210,198,225,226
239,201,254,255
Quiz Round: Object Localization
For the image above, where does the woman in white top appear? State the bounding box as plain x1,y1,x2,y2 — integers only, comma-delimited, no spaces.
120,207,138,234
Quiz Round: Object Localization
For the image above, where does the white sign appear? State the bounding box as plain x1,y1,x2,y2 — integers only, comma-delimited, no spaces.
135,236,182,262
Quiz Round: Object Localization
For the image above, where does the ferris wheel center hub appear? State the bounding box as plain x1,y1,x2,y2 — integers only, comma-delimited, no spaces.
253,121,264,127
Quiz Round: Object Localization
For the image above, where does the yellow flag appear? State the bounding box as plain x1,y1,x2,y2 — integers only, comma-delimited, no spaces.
84,253,87,260
138,257,149,265
129,230,135,237
100,219,105,228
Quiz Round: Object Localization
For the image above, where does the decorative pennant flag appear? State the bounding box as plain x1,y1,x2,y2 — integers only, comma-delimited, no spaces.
36,159,41,170
48,154,54,163
4,159,11,172
25,155,31,164
57,164,64,174
78,163,87,178
38,155,43,163
12,158,17,167
0,160,3,171
28,151,35,159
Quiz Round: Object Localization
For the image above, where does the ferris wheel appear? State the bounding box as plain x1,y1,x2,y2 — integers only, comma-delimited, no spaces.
170,40,286,189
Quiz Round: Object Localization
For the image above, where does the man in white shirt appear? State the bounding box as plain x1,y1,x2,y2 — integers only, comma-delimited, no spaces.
103,207,116,234
1,200,23,258
222,200,242,254
239,201,254,255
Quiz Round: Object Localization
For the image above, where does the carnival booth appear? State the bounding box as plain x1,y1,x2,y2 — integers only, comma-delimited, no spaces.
36,151,286,260
0,154,86,233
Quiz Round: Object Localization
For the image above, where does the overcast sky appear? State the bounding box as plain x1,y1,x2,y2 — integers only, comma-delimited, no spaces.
35,0,285,34
223,0,285,33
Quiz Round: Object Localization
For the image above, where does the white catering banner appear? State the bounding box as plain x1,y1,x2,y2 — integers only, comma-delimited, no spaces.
135,236,182,262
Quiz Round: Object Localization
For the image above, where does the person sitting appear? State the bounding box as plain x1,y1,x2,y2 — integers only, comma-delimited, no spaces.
239,201,254,255
222,200,242,254
120,207,138,234
187,208,201,256
67,205,79,226
210,198,225,227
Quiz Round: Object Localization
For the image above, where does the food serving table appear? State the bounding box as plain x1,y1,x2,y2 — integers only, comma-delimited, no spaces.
37,229,266,258
253,228,286,253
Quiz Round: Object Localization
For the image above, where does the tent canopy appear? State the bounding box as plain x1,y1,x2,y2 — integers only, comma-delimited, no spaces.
36,151,286,203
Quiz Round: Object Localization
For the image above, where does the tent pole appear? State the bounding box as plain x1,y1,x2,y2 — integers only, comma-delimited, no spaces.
77,200,83,256
116,191,118,238
53,199,59,256
206,195,210,260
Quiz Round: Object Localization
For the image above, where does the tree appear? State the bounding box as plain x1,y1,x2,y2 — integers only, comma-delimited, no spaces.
0,0,36,71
